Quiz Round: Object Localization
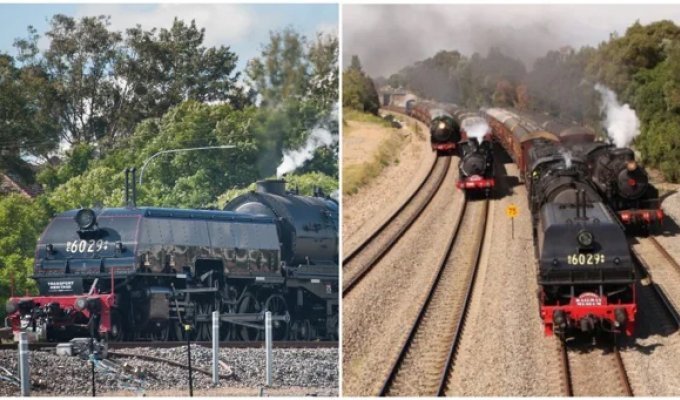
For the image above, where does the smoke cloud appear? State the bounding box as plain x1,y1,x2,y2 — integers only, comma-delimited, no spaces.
462,117,490,141
594,84,640,148
276,126,337,177
343,5,680,78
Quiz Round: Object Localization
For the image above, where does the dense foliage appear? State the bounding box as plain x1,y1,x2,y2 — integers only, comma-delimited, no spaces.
342,55,380,114
0,16,338,317
387,20,680,181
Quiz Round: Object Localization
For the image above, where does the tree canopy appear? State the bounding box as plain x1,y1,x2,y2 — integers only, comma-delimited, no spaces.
387,20,680,181
0,16,338,318
342,55,380,114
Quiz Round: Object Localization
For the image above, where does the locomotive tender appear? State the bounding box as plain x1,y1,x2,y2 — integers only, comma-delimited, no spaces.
485,108,637,338
5,173,338,342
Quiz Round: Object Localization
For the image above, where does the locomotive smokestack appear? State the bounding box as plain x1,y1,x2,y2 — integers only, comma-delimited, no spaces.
256,179,286,196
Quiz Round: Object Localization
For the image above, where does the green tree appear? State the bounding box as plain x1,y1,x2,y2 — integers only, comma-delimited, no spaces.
0,195,50,320
342,55,379,114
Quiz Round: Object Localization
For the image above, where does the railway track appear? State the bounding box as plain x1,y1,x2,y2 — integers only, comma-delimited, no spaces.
648,236,680,275
0,340,338,351
342,156,451,296
379,198,489,396
630,241,680,330
559,341,633,396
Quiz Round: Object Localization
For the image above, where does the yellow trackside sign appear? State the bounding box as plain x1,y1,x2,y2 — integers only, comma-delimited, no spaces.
506,204,518,218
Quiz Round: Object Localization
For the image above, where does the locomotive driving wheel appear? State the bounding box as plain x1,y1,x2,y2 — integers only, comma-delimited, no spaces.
264,294,289,340
238,293,262,341
150,321,170,341
108,310,124,342
291,319,313,341
196,302,214,341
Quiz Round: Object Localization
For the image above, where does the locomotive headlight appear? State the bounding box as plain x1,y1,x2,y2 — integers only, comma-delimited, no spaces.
438,121,446,130
74,297,88,311
615,308,627,324
626,160,638,171
577,230,594,247
75,208,96,230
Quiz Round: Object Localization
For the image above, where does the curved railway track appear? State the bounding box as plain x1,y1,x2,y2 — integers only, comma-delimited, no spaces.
379,198,489,396
0,340,338,351
342,156,451,296
559,341,633,396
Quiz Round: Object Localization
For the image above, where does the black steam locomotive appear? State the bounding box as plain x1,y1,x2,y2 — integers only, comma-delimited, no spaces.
454,110,495,194
485,108,637,338
566,142,663,227
5,173,338,342
526,141,636,338
457,137,495,195
409,101,462,153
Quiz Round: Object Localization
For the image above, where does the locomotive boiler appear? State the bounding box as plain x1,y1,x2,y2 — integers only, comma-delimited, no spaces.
5,172,338,342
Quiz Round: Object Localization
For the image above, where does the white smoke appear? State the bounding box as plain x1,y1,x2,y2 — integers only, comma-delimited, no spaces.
462,117,490,141
559,148,573,168
276,127,337,177
594,84,640,148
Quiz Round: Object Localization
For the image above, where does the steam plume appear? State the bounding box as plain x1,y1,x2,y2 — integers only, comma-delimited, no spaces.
559,148,573,168
462,117,490,141
594,84,640,148
276,127,337,177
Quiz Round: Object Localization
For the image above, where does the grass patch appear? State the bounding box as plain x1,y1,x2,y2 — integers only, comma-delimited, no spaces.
344,131,406,195
412,121,425,141
343,108,393,128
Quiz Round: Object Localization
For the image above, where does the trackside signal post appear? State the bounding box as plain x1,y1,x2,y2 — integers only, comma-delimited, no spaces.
506,204,519,239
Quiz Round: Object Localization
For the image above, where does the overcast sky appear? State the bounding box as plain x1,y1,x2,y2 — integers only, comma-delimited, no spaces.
343,4,680,77
0,3,338,71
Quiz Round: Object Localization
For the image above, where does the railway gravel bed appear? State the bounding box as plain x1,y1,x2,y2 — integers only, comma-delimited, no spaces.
342,159,462,396
631,237,680,315
655,185,680,265
382,198,485,396
616,279,680,396
0,345,337,396
444,159,562,396
343,156,449,292
343,111,434,254
564,343,631,396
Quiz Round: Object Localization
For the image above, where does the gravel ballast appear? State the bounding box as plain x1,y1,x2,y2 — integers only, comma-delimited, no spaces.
0,345,337,396
343,160,463,396
445,158,562,396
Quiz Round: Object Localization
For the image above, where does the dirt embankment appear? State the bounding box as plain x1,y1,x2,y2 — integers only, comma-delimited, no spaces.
342,110,434,255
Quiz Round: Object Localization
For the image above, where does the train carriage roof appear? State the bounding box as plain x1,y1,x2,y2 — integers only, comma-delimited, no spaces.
520,131,560,144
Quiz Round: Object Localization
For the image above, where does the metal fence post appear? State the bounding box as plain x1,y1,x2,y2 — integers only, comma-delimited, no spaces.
212,311,219,385
265,311,272,386
18,332,30,396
